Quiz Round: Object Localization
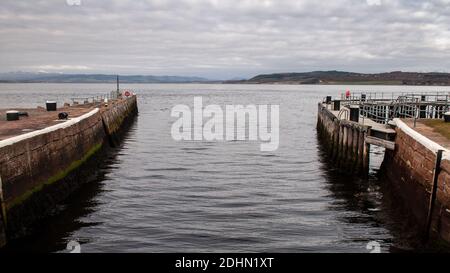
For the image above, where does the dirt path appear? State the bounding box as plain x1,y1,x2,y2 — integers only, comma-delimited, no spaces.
403,119,450,150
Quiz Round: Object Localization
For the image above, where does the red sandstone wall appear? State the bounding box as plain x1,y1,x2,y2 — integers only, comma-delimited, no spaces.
390,128,436,190
436,159,450,242
384,122,450,243
0,190,5,247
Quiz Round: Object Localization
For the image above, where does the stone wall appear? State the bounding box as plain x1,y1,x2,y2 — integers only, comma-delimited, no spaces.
437,159,450,242
0,95,137,247
0,176,5,247
383,118,450,243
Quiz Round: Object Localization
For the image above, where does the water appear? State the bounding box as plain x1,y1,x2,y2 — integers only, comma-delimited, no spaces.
1,83,450,253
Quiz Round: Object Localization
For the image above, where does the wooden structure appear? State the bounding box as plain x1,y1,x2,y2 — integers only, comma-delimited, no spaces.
318,103,370,174
317,92,450,175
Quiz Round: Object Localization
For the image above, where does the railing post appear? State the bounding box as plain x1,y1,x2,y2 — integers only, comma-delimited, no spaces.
424,149,443,242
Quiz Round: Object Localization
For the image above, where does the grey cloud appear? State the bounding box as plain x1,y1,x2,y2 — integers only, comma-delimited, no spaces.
0,0,449,79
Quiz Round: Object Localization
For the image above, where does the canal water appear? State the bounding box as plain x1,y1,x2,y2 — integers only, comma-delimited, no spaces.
1,83,450,253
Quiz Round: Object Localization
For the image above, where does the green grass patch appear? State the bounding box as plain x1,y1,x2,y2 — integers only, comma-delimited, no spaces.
323,80,404,85
422,119,450,141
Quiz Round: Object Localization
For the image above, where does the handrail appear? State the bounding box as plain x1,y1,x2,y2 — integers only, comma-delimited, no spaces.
69,90,123,106
335,92,450,125
338,108,349,120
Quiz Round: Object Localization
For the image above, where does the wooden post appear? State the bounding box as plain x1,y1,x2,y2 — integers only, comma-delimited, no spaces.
346,125,353,170
357,129,363,172
332,121,340,160
425,149,444,242
116,75,120,93
341,126,348,168
352,127,359,171
362,131,370,173
337,124,344,165
326,118,333,151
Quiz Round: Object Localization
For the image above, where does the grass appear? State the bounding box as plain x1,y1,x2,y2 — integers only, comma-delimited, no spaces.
323,80,404,85
422,119,450,141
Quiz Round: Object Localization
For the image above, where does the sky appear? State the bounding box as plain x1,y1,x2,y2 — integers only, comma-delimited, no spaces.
0,0,449,79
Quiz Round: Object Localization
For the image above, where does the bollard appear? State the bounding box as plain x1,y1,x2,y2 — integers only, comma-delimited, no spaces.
444,112,450,123
6,110,19,121
420,95,427,118
58,112,69,120
333,100,341,111
46,101,57,111
349,105,360,122
326,96,332,104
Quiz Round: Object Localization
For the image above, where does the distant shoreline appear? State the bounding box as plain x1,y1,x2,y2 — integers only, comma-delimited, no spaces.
1,81,450,86
224,81,450,86
2,70,450,86
226,70,450,86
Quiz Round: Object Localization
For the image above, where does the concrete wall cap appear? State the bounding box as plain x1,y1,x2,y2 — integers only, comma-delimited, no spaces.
0,108,99,149
392,118,450,161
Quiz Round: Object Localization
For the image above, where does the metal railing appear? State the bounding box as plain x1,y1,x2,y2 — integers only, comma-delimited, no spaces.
335,92,450,126
340,91,450,102
70,90,122,106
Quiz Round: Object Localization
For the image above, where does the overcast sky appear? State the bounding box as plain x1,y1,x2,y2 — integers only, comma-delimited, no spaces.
0,0,449,79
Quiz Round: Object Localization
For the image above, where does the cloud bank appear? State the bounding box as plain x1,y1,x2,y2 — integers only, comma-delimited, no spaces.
0,0,449,79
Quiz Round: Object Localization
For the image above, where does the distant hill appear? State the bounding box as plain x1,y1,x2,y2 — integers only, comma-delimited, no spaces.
0,72,211,83
3,71,450,85
227,71,450,85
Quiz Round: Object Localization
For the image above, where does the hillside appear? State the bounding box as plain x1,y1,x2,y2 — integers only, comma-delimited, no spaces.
229,71,450,85
0,72,210,83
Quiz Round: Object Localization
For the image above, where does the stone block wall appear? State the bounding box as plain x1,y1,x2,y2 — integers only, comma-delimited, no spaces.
0,95,137,247
383,119,450,243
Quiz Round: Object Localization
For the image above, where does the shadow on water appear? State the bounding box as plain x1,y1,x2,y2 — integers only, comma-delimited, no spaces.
1,116,139,253
315,134,429,252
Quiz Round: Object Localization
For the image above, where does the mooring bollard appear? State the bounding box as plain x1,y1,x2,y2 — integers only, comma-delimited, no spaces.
333,100,341,111
58,112,69,120
349,105,360,122
444,112,450,122
46,101,57,111
6,110,19,121
420,95,427,119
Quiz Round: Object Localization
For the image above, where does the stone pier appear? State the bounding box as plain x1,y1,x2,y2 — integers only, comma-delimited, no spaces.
0,95,138,247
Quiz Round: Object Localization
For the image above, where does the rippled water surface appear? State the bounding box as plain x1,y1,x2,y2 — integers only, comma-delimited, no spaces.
2,83,450,253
